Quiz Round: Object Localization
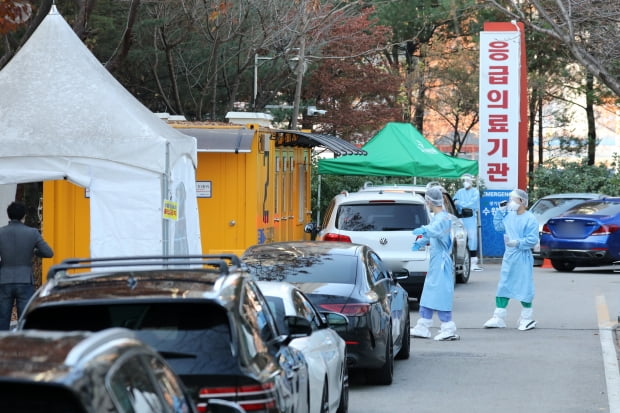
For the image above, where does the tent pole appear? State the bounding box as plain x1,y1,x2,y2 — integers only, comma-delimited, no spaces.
317,175,322,226
162,143,170,256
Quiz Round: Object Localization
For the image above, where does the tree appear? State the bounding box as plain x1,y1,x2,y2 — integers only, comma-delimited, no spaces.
303,6,402,141
487,0,620,98
0,0,32,34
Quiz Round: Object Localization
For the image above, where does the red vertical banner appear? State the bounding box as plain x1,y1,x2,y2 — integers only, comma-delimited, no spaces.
479,22,527,190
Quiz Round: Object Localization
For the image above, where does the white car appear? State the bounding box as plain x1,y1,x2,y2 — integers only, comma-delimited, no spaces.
257,281,349,413
312,184,470,300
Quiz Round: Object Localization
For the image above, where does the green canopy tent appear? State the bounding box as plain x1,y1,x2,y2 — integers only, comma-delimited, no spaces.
318,122,478,177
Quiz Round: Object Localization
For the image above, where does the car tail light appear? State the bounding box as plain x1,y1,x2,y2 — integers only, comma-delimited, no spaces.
319,303,370,316
591,224,619,235
541,223,551,234
198,382,276,412
322,233,352,242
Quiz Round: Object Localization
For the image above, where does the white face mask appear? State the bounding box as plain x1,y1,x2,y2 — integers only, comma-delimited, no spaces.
507,200,520,211
463,181,472,189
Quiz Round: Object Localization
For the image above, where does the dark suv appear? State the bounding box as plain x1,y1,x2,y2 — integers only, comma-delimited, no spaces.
0,328,198,413
17,255,311,413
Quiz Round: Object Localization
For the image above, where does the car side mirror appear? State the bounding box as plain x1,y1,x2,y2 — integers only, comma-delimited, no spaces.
322,312,349,328
285,315,312,338
460,208,473,218
206,399,247,413
304,222,319,240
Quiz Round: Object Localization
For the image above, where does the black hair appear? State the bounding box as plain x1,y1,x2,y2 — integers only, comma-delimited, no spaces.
7,202,26,221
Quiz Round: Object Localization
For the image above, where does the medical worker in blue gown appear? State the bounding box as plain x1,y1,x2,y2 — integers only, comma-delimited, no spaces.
410,186,460,341
484,188,539,331
453,173,482,271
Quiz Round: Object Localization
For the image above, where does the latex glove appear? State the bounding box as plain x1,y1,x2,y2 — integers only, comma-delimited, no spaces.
411,242,422,251
506,239,519,248
412,227,426,236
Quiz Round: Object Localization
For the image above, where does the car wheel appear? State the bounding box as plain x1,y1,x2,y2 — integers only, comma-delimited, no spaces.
319,380,329,413
336,363,349,413
551,260,576,272
395,314,410,360
456,248,471,284
368,329,393,385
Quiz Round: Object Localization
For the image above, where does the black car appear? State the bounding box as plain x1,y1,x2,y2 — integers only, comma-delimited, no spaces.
242,241,410,385
17,255,311,413
0,328,198,413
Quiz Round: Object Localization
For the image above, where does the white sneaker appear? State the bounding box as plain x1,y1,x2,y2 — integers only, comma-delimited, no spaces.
411,318,433,338
483,308,507,328
410,325,431,338
483,317,506,328
472,264,483,271
434,321,459,341
518,319,536,331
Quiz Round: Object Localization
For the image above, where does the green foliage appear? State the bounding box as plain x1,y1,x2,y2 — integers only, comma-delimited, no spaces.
528,156,620,204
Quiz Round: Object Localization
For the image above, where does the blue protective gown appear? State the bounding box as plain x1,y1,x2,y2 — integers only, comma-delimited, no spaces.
453,187,480,251
418,210,454,311
493,209,539,302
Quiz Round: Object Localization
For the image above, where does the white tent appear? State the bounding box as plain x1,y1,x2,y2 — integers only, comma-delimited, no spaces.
0,6,201,257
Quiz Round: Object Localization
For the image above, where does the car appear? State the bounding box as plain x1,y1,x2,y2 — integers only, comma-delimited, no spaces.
529,193,609,265
0,328,199,413
257,281,349,413
242,241,410,386
309,183,470,300
16,255,311,413
539,197,620,271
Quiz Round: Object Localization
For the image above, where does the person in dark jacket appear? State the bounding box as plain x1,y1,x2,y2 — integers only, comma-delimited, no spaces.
0,202,54,330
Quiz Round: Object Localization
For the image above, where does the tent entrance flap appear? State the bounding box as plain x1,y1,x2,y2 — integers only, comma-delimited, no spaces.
317,122,477,178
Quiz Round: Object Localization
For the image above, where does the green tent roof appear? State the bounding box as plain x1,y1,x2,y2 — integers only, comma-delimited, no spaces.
317,122,478,178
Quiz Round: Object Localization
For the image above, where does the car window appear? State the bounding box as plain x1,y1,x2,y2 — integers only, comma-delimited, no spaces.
264,295,287,334
244,253,358,284
335,203,427,231
145,355,194,413
442,193,457,215
241,283,278,348
367,251,388,283
22,303,241,376
0,382,88,413
564,200,620,216
292,291,322,331
322,199,336,229
531,198,584,215
109,353,165,413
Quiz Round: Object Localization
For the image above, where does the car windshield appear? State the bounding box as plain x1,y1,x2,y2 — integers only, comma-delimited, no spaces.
22,302,241,376
244,253,358,284
564,200,620,217
335,203,427,231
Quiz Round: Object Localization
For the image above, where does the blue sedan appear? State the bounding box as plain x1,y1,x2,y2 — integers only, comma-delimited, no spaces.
540,197,620,271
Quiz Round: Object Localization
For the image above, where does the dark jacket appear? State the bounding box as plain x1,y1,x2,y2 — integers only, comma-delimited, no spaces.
0,220,54,284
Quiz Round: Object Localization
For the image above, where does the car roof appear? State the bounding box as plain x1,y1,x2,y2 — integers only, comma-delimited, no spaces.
0,328,140,381
243,240,366,257
334,188,426,203
33,255,249,310
536,193,608,200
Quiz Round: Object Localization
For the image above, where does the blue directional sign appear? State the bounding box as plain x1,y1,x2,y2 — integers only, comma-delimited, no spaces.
480,189,512,257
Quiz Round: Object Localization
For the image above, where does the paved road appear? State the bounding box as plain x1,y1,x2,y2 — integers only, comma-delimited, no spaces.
348,261,620,413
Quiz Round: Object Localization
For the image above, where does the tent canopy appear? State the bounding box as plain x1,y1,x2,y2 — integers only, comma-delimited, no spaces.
318,122,478,178
0,6,201,257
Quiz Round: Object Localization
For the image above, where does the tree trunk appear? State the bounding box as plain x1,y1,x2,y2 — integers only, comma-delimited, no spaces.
105,0,141,73
528,88,537,174
585,72,596,165
537,95,543,165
